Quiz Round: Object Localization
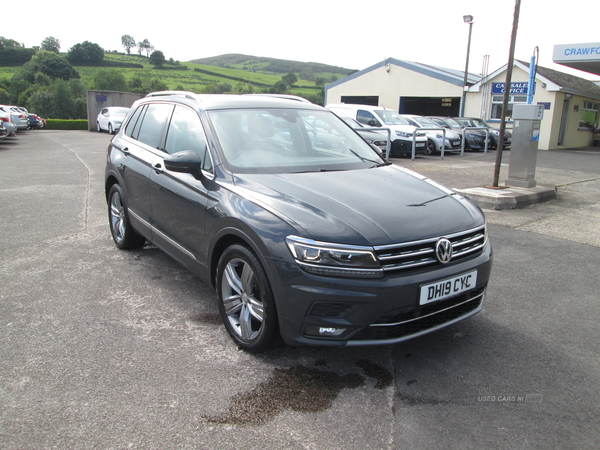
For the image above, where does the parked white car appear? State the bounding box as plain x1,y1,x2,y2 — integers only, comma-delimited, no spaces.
401,114,462,154
96,107,130,134
326,103,427,157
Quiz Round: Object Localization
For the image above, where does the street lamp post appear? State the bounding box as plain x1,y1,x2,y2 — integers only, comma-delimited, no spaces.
460,15,474,117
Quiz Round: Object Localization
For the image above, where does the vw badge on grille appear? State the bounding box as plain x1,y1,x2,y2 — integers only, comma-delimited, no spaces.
435,238,453,263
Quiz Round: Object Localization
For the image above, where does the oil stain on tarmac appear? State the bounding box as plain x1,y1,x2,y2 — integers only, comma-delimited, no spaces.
206,359,392,425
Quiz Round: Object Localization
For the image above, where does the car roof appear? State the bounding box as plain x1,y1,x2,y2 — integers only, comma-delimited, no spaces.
143,91,324,112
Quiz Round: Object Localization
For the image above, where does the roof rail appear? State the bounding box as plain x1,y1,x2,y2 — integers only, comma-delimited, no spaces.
145,90,196,100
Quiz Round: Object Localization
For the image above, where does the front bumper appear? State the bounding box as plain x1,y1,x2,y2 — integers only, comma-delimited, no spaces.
392,138,427,156
274,239,492,347
445,138,462,151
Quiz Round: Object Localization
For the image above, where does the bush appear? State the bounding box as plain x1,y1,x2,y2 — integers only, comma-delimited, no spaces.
45,119,88,130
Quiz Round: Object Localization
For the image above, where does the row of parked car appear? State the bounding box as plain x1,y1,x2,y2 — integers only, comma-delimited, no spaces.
0,105,46,141
324,103,511,157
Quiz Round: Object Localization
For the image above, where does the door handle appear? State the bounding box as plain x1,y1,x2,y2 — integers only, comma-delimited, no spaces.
121,146,130,155
154,163,163,174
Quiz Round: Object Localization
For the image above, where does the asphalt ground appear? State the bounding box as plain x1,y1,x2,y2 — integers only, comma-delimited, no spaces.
1,131,599,449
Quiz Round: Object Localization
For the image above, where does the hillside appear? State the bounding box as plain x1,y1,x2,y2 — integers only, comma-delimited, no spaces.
0,50,354,117
189,53,356,76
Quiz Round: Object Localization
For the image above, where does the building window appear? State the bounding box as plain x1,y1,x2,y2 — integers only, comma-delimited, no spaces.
490,95,527,120
579,101,598,130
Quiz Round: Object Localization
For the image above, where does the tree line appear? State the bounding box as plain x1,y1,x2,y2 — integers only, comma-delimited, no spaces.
0,36,172,119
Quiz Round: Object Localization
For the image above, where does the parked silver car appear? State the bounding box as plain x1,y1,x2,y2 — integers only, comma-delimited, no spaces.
401,115,462,154
0,106,29,130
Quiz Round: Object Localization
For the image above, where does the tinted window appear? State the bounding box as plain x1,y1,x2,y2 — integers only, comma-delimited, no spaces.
164,106,211,172
136,103,173,149
357,110,381,127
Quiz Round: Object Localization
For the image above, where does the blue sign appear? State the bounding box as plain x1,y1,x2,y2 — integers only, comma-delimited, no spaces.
491,82,535,95
96,95,107,102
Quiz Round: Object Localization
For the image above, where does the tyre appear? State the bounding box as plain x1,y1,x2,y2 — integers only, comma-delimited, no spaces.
424,139,436,155
108,123,114,134
216,244,279,352
107,184,145,249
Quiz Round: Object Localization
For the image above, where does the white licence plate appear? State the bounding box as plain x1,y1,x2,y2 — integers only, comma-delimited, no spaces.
416,142,425,147
419,270,477,305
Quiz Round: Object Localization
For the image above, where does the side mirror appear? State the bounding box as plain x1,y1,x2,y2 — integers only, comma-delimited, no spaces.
164,150,203,179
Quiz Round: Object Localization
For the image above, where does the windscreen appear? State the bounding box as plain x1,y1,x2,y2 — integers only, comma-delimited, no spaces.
208,108,384,174
444,118,464,129
373,110,410,126
414,117,439,128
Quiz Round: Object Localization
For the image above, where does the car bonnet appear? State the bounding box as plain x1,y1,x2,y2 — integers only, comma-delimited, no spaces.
230,165,483,246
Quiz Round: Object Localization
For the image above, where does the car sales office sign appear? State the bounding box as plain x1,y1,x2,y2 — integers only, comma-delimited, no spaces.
491,82,535,95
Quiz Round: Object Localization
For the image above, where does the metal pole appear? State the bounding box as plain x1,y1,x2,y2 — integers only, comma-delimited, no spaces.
460,18,474,117
493,0,521,187
527,47,538,104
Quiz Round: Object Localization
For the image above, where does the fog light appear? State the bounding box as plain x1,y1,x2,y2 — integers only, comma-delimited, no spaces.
304,325,352,338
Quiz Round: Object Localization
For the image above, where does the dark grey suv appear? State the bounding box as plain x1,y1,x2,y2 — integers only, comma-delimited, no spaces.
105,92,492,352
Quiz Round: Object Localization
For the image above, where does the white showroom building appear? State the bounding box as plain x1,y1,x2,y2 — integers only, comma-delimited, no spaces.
324,51,600,150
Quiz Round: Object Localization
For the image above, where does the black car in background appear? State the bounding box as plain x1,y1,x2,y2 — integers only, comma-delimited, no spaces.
105,92,492,352
454,117,512,149
428,116,492,151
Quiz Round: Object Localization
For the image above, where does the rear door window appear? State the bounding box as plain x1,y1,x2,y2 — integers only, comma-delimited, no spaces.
124,105,146,138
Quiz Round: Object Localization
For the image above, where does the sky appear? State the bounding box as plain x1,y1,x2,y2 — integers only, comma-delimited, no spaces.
7,0,600,81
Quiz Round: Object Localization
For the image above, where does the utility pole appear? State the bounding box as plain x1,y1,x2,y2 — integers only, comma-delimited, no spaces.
493,0,521,187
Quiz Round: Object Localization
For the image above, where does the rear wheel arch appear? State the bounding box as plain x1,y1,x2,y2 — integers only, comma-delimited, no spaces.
105,175,120,202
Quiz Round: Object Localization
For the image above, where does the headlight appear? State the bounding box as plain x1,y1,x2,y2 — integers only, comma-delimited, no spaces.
395,131,412,138
286,236,384,278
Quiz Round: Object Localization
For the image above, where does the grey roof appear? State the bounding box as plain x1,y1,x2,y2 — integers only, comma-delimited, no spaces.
517,60,600,99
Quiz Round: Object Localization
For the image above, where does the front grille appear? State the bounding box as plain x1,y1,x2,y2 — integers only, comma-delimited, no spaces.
351,285,485,341
374,225,486,274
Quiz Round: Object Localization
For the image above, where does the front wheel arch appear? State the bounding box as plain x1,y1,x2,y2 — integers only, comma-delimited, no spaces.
216,243,280,352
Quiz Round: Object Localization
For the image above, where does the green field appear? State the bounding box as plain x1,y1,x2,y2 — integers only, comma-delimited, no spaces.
0,52,347,97
0,51,355,119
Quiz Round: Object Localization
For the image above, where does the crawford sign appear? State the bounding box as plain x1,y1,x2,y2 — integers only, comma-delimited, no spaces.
491,82,534,95
553,43,600,62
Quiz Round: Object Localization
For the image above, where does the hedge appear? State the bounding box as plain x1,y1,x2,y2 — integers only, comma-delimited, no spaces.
45,119,88,130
